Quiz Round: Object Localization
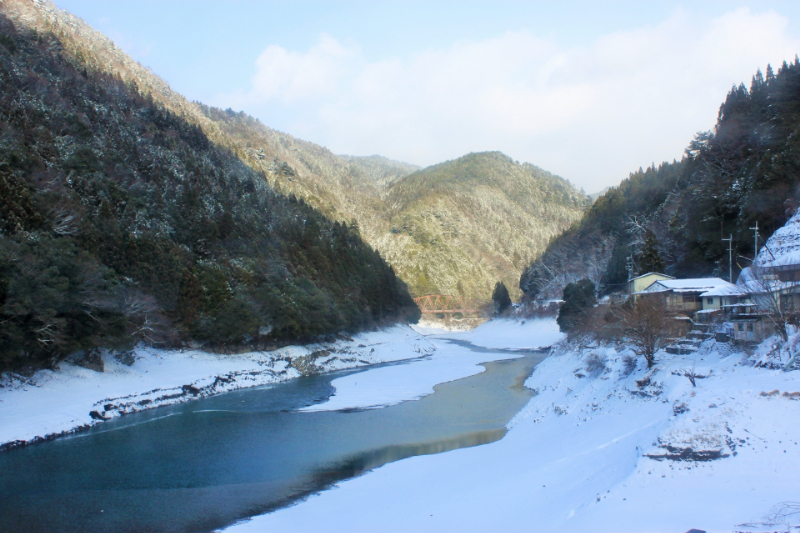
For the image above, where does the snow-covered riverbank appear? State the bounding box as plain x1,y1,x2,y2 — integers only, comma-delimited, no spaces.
0,326,434,450
303,319,558,412
231,320,800,533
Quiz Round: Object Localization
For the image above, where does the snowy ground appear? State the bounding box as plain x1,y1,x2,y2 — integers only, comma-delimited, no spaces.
434,317,563,350
411,315,487,334
0,326,434,449
230,321,800,533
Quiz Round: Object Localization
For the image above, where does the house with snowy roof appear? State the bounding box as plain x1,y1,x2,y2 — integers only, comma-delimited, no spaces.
637,277,736,315
695,283,746,326
724,211,800,341
729,266,800,341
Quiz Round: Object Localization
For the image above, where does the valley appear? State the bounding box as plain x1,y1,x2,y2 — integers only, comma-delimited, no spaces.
2,1,800,533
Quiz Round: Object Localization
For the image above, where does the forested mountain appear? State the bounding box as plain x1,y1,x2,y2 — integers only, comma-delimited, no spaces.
194,106,397,233
0,2,418,371
204,107,588,301
379,152,589,300
522,59,800,300
199,113,588,301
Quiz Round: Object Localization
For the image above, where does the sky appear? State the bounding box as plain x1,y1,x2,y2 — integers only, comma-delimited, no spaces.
55,1,800,192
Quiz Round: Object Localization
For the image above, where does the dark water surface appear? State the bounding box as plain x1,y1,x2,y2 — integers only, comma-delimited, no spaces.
0,347,544,533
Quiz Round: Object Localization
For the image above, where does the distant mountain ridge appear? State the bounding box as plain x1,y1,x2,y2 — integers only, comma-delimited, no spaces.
340,155,421,188
380,152,589,299
192,111,588,302
588,187,611,203
195,107,589,301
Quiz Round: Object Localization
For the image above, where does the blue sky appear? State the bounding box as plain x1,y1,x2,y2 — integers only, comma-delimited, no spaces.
55,1,800,190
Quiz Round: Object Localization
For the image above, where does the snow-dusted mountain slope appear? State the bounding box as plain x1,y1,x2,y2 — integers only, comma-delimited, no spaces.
756,210,800,267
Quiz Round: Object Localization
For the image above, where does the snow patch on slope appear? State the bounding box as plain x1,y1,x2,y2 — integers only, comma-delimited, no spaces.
757,209,800,267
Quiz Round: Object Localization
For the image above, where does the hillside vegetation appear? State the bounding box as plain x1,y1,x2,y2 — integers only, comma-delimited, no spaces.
193,105,588,302
194,106,394,234
0,6,417,371
380,152,589,299
340,155,421,188
523,60,800,299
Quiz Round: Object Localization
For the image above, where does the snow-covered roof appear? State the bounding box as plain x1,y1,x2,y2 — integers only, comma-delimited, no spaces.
700,284,744,297
627,272,674,282
639,278,734,294
754,210,800,268
736,266,800,293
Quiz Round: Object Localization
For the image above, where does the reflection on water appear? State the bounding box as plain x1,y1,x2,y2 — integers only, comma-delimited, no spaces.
0,350,544,533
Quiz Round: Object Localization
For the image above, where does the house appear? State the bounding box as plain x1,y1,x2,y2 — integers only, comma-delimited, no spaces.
729,266,800,342
695,284,745,324
700,284,744,311
637,278,735,315
627,272,674,296
730,209,800,340
727,300,776,342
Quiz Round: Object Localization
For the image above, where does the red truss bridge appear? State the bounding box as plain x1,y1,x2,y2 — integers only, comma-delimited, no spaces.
412,295,482,314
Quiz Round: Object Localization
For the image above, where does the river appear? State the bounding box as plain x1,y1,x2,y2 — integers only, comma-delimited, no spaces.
0,343,545,533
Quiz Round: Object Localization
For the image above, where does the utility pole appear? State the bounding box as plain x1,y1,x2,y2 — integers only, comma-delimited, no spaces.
750,221,760,262
722,234,733,282
626,254,635,281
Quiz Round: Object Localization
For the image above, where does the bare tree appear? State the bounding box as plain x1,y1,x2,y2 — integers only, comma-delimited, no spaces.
741,265,793,341
615,296,673,368
119,287,177,345
625,214,649,258
47,198,81,236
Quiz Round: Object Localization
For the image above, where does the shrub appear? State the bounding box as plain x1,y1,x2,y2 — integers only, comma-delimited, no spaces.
492,281,512,316
621,354,638,376
557,279,596,332
585,352,607,376
614,296,674,368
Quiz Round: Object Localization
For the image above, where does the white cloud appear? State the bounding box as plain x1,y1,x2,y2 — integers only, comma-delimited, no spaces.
250,33,358,103
228,7,800,191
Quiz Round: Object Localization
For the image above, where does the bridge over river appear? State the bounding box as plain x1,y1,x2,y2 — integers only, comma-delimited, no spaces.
412,295,483,315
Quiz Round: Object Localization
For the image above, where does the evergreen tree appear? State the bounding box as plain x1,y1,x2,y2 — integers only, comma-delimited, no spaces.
638,229,665,274
557,279,596,333
177,268,202,327
492,281,512,315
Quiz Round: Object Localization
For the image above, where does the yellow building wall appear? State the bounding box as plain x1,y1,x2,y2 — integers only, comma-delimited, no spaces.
630,273,673,294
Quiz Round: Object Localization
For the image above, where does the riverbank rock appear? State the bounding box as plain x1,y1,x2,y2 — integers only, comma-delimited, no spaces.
66,349,104,372
290,350,331,376
114,351,136,366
